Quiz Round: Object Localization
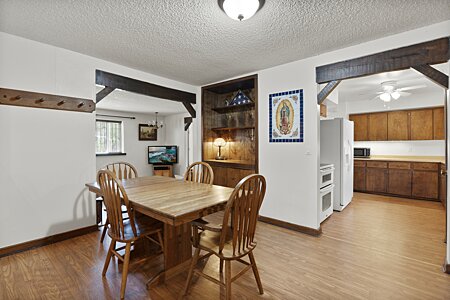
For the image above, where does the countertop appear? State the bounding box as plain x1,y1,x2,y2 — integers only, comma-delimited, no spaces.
354,155,445,164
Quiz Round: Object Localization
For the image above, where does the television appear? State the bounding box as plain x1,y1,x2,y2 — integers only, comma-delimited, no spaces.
148,146,178,165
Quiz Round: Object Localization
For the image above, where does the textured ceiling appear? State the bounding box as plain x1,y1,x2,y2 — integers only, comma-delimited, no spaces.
1,0,449,85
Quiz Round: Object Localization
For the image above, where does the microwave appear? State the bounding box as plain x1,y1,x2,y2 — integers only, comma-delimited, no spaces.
354,148,370,158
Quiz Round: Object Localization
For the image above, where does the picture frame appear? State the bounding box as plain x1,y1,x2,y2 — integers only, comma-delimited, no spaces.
138,124,157,141
269,89,304,143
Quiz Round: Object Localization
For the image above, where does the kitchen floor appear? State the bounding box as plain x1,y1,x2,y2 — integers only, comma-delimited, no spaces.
0,193,448,299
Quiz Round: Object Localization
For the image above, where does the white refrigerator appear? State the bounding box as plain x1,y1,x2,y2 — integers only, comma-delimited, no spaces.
320,118,354,211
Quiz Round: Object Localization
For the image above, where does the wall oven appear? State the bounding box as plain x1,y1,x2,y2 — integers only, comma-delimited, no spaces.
320,164,334,189
354,147,370,158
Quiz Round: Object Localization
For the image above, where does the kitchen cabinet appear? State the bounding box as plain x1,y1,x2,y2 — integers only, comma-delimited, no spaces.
349,114,368,141
366,167,388,193
433,107,445,140
440,164,447,208
387,111,409,140
388,169,412,197
410,109,433,140
412,170,439,199
354,166,366,191
368,112,388,141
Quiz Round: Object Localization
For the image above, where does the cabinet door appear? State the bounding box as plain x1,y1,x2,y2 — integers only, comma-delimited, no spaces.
433,107,445,140
212,166,227,186
388,111,409,140
388,169,412,197
410,109,433,140
440,164,446,207
349,114,368,141
368,112,388,141
354,166,366,191
412,170,439,199
366,168,387,193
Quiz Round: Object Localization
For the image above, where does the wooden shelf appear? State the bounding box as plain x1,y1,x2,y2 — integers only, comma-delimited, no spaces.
211,102,255,114
211,126,255,132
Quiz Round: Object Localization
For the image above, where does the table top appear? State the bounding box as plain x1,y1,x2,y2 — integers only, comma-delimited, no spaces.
86,176,234,226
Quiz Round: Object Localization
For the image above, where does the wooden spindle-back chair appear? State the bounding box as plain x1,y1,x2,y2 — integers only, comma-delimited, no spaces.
184,162,214,185
182,174,267,300
99,162,138,243
97,169,163,300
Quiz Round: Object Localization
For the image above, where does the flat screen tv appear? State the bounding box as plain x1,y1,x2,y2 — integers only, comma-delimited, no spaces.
148,146,178,165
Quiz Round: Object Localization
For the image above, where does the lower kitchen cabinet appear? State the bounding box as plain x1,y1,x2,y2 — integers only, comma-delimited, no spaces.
354,166,366,191
388,169,412,197
366,168,388,193
412,170,439,199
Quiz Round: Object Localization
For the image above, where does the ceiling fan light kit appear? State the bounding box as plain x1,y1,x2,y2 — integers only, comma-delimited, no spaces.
218,0,265,21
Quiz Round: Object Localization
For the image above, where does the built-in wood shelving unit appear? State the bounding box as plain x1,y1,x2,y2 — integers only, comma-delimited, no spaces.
211,102,255,113
211,126,255,132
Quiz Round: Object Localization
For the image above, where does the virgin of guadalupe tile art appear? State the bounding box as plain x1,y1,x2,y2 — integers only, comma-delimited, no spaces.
269,89,303,143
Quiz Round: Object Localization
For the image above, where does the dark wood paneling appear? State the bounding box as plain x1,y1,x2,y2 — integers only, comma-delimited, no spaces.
412,171,439,199
388,110,409,140
316,37,450,84
95,70,196,103
258,215,322,236
388,169,412,197
366,168,388,193
0,225,98,258
433,107,445,140
354,167,366,191
368,112,388,141
349,114,368,141
410,109,433,140
202,75,256,94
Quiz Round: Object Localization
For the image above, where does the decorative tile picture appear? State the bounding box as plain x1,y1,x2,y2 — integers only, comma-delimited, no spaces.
269,89,303,143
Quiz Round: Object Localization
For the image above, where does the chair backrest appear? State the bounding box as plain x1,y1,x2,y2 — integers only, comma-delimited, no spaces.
184,162,214,185
105,162,138,180
97,169,137,241
219,174,266,256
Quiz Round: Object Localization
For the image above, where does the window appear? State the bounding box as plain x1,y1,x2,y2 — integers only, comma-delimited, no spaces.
95,120,124,155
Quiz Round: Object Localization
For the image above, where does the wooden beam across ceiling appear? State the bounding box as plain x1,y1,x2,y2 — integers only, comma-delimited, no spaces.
96,86,115,103
317,80,341,104
316,37,450,84
412,64,449,89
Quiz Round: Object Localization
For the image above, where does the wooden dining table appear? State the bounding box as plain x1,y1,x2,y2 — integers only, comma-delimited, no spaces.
85,175,234,285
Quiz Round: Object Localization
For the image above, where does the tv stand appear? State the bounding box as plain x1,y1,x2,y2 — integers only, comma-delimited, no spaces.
153,164,174,177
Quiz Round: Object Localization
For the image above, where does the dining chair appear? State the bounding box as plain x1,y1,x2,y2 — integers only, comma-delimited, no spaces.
99,162,138,243
181,174,266,300
184,162,214,185
97,169,164,300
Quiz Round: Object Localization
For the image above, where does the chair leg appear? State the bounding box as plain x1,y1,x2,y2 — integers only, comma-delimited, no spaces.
120,242,132,300
100,217,109,243
156,230,164,254
225,260,232,300
181,247,201,296
102,238,116,276
248,251,263,294
219,258,224,273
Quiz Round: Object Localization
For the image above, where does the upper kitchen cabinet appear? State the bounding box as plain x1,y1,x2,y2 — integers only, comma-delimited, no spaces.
368,112,388,141
410,109,433,140
349,106,444,141
433,107,445,140
349,114,368,141
387,110,409,140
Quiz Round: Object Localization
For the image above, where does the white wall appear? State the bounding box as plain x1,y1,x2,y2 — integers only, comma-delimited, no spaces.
0,32,199,248
164,112,191,176
95,109,166,177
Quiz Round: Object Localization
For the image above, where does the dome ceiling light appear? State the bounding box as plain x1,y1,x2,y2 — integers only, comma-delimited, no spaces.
218,0,265,21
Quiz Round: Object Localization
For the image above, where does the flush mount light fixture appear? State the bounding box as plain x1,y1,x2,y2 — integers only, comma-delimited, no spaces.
218,0,265,21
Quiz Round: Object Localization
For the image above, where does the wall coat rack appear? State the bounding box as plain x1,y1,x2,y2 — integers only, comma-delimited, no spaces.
0,88,96,113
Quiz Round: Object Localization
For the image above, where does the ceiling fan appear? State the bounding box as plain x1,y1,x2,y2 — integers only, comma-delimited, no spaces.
370,81,426,102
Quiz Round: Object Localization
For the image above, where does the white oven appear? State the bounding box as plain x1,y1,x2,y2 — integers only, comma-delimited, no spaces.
320,184,334,223
319,164,334,189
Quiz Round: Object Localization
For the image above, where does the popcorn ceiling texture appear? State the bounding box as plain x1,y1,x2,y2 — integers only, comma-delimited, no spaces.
0,0,449,85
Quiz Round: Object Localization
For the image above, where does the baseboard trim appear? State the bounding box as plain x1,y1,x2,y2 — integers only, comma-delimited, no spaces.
0,225,98,258
258,215,322,236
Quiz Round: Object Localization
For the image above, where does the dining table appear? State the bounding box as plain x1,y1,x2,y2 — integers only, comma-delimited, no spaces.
85,175,234,286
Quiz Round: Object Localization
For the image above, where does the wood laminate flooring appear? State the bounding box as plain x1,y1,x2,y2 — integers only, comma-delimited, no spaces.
1,193,449,299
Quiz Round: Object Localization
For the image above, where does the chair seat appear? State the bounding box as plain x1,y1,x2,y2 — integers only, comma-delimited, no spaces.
198,228,256,259
108,215,162,242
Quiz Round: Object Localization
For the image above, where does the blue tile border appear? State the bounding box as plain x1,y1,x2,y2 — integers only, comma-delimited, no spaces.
269,89,304,143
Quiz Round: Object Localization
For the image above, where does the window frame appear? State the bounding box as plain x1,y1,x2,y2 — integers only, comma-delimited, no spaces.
95,119,126,156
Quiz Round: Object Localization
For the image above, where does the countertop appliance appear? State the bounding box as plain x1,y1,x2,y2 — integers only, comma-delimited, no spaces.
354,147,371,158
320,118,354,211
319,163,334,222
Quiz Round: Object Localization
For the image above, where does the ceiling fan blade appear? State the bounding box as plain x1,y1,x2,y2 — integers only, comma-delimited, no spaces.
399,91,411,96
397,85,426,91
369,95,380,101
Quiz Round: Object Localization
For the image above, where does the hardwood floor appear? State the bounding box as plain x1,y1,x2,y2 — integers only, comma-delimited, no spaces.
1,193,449,299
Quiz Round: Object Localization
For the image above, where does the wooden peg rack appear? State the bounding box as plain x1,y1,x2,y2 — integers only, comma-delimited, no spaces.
0,88,95,113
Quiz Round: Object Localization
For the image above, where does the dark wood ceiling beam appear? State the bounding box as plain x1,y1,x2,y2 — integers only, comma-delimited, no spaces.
316,37,450,84
183,102,196,118
96,86,115,103
412,64,449,89
95,70,196,104
317,80,341,104
184,117,193,131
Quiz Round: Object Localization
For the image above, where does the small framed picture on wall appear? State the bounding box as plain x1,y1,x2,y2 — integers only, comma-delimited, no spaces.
139,124,157,141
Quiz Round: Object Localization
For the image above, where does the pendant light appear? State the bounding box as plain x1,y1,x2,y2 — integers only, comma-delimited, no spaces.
218,0,265,21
